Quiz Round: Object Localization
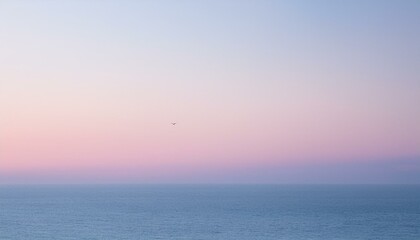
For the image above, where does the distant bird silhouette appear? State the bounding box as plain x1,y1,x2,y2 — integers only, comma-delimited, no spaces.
171,122,177,126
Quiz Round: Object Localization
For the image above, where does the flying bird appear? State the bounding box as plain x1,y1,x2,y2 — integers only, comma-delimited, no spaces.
171,122,177,126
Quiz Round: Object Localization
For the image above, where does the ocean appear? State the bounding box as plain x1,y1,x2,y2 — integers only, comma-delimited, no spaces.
0,185,419,239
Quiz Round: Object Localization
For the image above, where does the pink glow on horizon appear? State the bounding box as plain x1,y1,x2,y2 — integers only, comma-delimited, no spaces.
1,1,419,183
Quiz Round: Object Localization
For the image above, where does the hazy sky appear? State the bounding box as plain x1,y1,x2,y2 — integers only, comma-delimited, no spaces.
1,0,419,183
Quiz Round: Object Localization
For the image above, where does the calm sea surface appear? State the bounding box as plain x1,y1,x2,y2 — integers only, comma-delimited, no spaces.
0,185,419,240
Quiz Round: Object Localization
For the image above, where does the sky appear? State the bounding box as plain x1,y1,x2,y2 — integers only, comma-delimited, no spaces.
1,0,419,184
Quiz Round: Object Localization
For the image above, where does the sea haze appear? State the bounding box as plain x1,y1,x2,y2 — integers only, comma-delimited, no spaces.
0,185,419,240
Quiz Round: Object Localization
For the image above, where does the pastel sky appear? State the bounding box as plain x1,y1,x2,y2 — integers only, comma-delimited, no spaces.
1,0,419,183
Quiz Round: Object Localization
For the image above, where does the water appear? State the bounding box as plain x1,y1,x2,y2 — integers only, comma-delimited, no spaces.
0,185,419,240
